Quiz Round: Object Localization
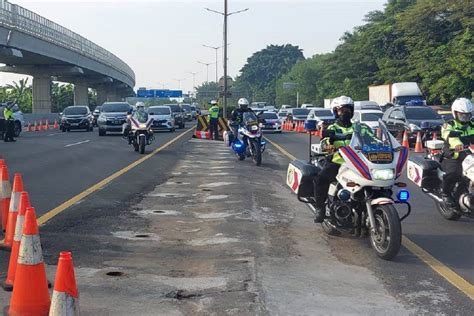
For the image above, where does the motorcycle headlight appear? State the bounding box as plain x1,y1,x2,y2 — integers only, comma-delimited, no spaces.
139,123,146,128
251,125,259,131
408,123,420,132
371,169,395,180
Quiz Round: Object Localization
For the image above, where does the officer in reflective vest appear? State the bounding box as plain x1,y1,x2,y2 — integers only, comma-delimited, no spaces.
440,98,474,206
3,102,16,142
209,100,220,140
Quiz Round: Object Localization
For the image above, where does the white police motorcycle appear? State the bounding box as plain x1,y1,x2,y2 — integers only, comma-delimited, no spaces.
287,120,411,260
127,112,155,154
229,112,266,166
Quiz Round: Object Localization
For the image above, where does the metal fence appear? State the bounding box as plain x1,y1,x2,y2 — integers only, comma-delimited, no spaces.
0,0,135,86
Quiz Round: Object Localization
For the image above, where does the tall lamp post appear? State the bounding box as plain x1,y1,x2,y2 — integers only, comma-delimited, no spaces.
202,44,221,84
205,0,248,118
173,78,185,90
197,61,212,83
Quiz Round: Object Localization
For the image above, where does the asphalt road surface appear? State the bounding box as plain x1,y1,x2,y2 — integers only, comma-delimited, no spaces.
0,126,472,314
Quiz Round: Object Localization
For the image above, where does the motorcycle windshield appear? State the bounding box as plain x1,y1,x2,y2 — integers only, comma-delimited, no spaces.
350,120,398,163
134,112,149,123
243,112,258,126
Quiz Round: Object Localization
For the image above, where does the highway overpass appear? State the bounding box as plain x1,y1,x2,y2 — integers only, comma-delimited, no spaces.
0,0,135,113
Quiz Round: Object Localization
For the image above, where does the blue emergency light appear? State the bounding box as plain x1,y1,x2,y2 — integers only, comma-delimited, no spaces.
397,190,410,202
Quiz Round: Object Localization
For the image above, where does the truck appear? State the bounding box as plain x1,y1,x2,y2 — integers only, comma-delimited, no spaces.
369,82,426,108
324,98,334,109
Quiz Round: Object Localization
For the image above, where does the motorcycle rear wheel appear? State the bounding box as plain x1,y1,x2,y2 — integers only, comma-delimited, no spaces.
369,204,401,260
139,136,146,154
436,202,461,221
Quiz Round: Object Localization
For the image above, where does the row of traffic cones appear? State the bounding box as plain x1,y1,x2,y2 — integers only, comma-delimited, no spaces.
26,120,60,132
0,159,80,315
400,129,438,153
282,120,322,137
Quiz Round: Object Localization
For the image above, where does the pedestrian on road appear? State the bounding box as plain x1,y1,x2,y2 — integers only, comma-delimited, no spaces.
209,100,220,140
3,102,16,142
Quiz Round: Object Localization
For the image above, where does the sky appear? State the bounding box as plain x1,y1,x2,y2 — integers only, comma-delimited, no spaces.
0,0,386,93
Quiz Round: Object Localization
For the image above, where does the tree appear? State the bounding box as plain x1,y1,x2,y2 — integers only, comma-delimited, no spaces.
235,44,304,104
5,78,32,112
51,83,73,113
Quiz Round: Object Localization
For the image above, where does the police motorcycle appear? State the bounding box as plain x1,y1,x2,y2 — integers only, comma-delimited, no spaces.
126,111,155,154
287,120,411,260
228,112,266,166
407,136,474,220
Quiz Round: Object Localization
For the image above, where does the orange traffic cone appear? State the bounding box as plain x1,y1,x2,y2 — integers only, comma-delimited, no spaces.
45,120,49,130
8,207,51,316
39,120,44,131
414,131,424,153
34,121,39,132
49,252,80,315
3,192,30,291
53,120,59,129
0,164,11,232
27,122,32,132
402,130,410,149
1,173,24,249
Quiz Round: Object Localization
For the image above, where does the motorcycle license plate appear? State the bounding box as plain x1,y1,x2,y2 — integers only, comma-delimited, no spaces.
368,152,393,162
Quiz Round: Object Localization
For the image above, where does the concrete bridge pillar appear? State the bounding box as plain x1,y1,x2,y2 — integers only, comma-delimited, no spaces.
32,76,51,113
107,89,121,102
96,87,107,106
74,82,89,106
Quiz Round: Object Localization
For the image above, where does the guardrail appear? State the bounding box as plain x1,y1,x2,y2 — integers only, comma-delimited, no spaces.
0,0,135,86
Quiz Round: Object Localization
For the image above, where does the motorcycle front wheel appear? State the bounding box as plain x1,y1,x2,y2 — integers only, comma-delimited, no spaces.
139,136,146,154
251,141,262,166
436,202,461,221
369,204,401,260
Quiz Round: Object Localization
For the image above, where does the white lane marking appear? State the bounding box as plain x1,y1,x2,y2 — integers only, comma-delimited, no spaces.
47,133,60,137
64,140,90,147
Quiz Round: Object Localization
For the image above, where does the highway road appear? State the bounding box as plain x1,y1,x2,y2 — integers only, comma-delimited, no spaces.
0,126,472,314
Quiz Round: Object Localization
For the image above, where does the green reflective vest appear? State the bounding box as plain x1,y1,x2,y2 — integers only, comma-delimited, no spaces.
4,107,14,120
209,105,220,119
441,120,474,159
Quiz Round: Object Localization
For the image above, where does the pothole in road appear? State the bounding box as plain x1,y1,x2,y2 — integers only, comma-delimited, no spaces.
106,271,125,277
112,231,160,241
201,188,213,192
133,209,180,216
153,210,165,214
135,234,150,238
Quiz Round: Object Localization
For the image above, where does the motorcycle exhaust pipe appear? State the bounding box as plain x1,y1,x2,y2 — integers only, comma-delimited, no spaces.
426,192,443,203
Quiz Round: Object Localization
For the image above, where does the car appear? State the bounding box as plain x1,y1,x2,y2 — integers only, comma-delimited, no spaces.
382,105,444,142
60,105,94,132
166,104,185,129
192,103,201,116
437,110,454,122
259,112,282,133
352,109,384,131
354,101,381,111
190,105,198,119
251,102,267,112
97,102,131,136
148,106,175,132
286,108,310,122
281,104,294,110
179,104,193,121
306,108,335,125
301,103,314,109
92,106,101,126
277,110,289,121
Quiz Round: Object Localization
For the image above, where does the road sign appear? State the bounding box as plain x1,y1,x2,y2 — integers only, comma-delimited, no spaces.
219,76,234,89
136,89,182,98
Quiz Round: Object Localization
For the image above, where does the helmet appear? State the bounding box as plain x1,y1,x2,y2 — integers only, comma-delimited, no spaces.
238,98,249,111
330,96,354,118
210,100,218,106
451,98,473,123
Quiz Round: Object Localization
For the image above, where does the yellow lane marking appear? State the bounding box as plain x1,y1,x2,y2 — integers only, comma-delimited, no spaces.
265,135,474,301
36,128,194,226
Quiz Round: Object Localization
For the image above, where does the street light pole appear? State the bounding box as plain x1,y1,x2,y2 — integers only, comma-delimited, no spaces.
205,2,248,118
197,61,212,83
188,72,199,90
203,44,220,83
173,78,185,90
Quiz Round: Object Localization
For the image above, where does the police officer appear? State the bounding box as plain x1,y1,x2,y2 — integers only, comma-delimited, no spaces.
229,98,254,139
3,102,16,142
313,96,373,222
440,98,474,206
208,100,220,140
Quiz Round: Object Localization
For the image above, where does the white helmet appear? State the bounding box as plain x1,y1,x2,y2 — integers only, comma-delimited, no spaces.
238,98,249,110
135,101,145,108
451,98,473,123
330,96,354,118
210,100,218,105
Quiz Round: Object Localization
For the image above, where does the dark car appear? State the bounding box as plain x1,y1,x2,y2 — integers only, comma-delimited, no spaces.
60,106,94,132
97,102,131,136
180,104,193,122
382,105,444,142
166,104,185,129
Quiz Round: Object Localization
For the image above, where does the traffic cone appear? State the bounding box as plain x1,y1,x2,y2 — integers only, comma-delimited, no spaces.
0,165,11,232
34,121,39,132
27,122,32,132
53,120,59,129
1,173,24,249
8,207,51,316
49,252,80,316
402,130,410,149
45,120,49,130
414,131,424,153
39,120,44,131
3,192,30,291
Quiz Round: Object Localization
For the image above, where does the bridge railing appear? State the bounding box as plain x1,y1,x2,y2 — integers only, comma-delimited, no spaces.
0,0,135,86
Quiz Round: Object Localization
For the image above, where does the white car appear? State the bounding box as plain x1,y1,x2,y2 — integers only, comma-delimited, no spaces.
147,106,175,132
353,109,384,131
281,104,294,110
306,108,335,125
301,103,314,109
277,110,289,121
259,111,282,133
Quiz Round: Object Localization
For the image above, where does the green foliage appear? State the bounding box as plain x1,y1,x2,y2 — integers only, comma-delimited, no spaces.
4,78,32,112
196,81,219,108
275,0,473,105
234,44,304,104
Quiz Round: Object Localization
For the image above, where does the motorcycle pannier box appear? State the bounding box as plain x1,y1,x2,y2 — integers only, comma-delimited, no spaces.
407,156,441,190
287,160,320,200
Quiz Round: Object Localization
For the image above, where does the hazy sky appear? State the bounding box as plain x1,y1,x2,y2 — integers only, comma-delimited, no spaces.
1,0,386,92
